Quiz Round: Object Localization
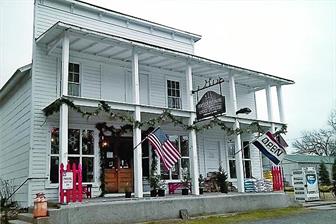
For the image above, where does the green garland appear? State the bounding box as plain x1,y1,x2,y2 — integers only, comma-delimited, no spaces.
43,98,287,136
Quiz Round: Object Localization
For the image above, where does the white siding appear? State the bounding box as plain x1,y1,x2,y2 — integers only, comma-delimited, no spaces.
101,64,126,102
35,0,194,54
30,45,59,204
0,75,31,207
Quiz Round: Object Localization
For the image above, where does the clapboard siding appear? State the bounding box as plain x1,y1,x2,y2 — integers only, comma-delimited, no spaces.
35,1,194,54
0,74,31,207
29,45,59,203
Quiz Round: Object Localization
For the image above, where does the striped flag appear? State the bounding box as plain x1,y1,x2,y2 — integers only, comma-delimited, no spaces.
252,131,286,165
147,128,181,171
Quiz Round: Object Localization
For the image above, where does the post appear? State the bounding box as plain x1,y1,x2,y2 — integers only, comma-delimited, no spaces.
265,83,275,132
59,31,69,167
59,32,69,201
229,74,245,192
276,85,286,123
132,48,143,198
186,63,199,195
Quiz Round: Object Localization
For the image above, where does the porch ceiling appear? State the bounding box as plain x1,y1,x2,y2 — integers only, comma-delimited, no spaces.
37,22,294,91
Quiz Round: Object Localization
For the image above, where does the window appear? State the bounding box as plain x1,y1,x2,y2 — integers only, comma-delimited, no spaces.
167,80,181,109
68,63,80,96
49,128,95,184
160,135,189,180
243,141,252,178
228,142,236,179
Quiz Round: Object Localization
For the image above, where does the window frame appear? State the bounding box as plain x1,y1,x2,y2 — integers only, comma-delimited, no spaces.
165,77,182,110
159,134,190,181
242,141,252,178
46,125,98,189
68,62,81,97
227,141,237,179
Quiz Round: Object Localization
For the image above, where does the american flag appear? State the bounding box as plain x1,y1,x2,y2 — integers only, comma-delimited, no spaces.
147,128,181,171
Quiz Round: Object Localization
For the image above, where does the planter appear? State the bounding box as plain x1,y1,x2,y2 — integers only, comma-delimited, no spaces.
125,192,132,198
220,187,228,194
150,189,157,197
158,189,165,197
199,188,204,195
182,188,189,195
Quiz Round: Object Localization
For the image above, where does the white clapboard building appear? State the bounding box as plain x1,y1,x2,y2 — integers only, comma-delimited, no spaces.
0,0,294,207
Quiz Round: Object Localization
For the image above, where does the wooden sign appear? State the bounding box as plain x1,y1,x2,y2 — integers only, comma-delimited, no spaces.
62,171,73,190
196,91,226,120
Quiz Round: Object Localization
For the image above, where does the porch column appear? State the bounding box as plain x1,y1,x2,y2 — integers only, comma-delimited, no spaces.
186,63,199,195
229,74,244,193
265,83,275,132
132,48,143,198
276,85,286,123
59,31,69,167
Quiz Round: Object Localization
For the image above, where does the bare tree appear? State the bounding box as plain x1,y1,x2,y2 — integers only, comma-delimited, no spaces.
293,111,336,156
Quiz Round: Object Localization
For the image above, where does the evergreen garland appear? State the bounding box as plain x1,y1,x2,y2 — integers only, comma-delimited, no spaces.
43,98,287,136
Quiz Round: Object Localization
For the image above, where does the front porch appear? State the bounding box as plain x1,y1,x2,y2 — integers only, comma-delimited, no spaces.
47,192,292,224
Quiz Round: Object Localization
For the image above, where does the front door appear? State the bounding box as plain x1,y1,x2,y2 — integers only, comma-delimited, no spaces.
104,137,133,193
205,139,221,173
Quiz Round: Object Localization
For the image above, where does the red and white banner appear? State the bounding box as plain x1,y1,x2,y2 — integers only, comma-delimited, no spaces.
252,131,286,165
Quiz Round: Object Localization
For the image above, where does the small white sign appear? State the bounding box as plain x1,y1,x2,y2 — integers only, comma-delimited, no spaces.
62,171,73,190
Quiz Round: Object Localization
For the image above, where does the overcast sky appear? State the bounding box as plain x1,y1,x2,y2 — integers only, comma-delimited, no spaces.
0,0,335,151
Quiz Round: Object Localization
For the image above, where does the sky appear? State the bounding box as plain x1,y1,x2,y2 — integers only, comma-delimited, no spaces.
0,0,335,152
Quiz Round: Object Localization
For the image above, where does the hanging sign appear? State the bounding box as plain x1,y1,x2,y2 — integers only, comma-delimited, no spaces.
62,171,73,190
196,91,226,120
251,131,286,165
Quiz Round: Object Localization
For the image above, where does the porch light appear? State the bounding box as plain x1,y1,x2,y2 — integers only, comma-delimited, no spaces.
235,107,252,115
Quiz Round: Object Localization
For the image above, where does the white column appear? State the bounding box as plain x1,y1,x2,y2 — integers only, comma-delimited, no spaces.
186,64,199,195
265,83,275,132
132,48,143,198
229,74,244,193
59,31,69,167
276,85,286,123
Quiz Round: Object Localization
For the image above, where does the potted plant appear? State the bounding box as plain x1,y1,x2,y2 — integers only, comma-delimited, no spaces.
148,154,160,197
181,167,191,195
198,174,205,195
124,182,132,198
157,180,166,197
217,166,228,193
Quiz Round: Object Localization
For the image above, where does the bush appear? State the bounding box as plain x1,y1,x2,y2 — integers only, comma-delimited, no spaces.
217,166,228,193
319,161,331,185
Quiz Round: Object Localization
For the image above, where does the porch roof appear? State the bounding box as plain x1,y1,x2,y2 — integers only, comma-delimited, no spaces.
36,22,294,91
43,96,282,129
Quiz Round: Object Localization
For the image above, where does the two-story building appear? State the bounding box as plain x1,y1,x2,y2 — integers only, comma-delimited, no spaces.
0,0,294,207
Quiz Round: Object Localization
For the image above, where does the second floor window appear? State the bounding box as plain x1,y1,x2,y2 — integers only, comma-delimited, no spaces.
167,80,181,109
68,63,80,96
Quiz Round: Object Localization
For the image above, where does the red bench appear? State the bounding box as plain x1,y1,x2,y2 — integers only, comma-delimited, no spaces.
168,182,191,194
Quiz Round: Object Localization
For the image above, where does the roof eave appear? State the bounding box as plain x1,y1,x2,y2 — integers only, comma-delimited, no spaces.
0,64,32,102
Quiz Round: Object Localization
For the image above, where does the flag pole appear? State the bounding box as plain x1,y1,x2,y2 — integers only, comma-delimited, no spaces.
133,126,160,151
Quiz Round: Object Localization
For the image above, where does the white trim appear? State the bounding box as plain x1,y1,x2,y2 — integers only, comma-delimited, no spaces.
45,124,99,189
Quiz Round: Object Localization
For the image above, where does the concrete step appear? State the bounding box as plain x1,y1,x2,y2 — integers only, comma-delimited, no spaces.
16,213,49,224
8,220,32,224
17,213,34,223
